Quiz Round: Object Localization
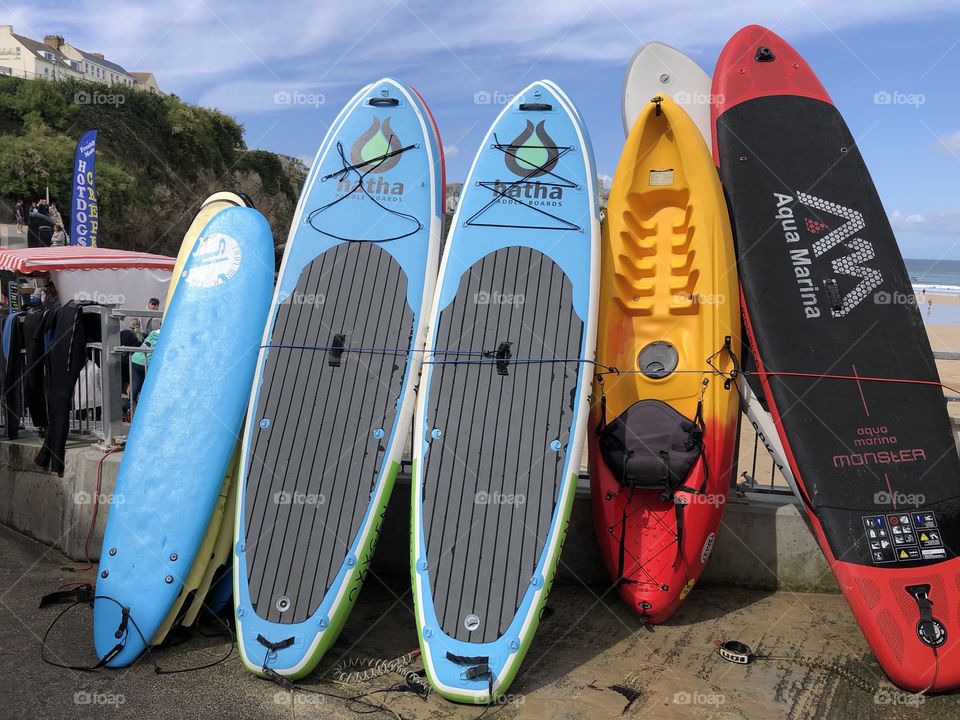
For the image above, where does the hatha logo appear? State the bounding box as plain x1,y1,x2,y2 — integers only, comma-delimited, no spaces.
504,120,559,177
350,117,402,174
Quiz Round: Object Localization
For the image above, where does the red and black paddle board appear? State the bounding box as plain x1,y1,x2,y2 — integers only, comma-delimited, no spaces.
713,25,960,692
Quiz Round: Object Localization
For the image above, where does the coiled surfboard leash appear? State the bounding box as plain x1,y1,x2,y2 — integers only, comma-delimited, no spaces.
39,591,235,674
257,640,428,720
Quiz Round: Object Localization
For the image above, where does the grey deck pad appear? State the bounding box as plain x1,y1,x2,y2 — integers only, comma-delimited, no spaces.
423,246,584,643
244,241,413,624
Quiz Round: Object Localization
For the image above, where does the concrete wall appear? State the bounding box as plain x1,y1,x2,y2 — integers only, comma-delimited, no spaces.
0,438,120,562
0,438,835,592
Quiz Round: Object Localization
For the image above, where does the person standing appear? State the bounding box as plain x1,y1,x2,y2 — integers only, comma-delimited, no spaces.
48,202,63,228
51,224,67,246
130,324,160,406
143,298,161,333
14,199,24,232
41,281,60,311
120,319,142,397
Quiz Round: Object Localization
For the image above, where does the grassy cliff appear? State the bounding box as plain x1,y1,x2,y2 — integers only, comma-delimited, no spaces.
0,76,304,257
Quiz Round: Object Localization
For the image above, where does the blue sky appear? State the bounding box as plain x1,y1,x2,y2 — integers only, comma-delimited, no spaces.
6,0,960,258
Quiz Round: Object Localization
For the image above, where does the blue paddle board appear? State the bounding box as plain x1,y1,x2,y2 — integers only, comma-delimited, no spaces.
234,78,443,678
93,207,274,666
411,79,599,703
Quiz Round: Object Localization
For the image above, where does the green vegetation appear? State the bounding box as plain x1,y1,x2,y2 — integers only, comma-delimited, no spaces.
0,76,305,256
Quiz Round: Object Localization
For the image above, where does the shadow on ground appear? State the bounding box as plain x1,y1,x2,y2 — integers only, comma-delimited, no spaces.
2,524,960,719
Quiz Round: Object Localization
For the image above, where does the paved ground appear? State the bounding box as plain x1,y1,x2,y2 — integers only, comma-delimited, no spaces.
2,524,959,720
0,222,28,249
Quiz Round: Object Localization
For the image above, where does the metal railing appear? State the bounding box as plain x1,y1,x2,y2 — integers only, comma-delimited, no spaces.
736,419,792,495
4,304,960,470
735,350,960,494
0,304,157,446
91,305,160,446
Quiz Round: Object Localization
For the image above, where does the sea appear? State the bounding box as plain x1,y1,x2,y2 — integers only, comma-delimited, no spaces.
906,258,960,325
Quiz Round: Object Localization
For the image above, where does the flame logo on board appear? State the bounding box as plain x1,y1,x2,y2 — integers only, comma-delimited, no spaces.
350,117,402,174
504,120,559,178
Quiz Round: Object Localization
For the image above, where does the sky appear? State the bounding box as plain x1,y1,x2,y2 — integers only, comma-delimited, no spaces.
5,0,960,259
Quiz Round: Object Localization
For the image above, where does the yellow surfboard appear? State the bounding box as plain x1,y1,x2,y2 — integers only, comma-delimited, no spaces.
150,191,252,644
589,94,740,622
163,191,253,309
179,454,239,627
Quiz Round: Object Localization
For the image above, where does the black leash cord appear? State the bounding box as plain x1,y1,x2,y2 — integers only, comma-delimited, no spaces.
40,593,234,675
716,640,878,693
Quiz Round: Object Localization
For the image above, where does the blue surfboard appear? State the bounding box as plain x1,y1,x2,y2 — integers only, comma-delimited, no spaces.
234,78,443,678
411,80,600,702
93,207,274,666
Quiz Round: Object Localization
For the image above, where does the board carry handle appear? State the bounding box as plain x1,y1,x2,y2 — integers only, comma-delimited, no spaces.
754,46,775,62
519,102,553,111
369,97,400,106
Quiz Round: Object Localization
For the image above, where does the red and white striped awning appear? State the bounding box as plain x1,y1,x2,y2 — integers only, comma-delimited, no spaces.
0,247,175,274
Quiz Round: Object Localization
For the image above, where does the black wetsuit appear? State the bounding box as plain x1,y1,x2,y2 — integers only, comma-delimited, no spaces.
21,310,49,431
1,311,24,439
35,302,86,476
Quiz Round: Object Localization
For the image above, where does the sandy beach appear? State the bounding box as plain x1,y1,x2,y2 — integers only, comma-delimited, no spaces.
919,292,960,409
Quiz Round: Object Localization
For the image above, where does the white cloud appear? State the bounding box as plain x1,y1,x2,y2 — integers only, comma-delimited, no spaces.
195,80,344,114
443,144,460,158
934,130,960,155
5,0,959,97
890,209,960,237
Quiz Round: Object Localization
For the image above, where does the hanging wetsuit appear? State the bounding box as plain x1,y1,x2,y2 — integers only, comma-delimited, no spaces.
1,311,24,439
21,309,49,432
35,302,86,476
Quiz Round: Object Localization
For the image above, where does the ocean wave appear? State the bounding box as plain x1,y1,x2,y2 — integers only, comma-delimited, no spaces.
912,283,960,296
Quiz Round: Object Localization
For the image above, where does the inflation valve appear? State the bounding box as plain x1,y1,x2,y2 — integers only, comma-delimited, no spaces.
906,584,947,648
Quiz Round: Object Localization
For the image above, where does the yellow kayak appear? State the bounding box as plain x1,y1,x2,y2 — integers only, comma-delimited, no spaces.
589,95,739,622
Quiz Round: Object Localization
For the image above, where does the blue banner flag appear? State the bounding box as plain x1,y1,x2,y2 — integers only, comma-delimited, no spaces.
70,128,99,247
